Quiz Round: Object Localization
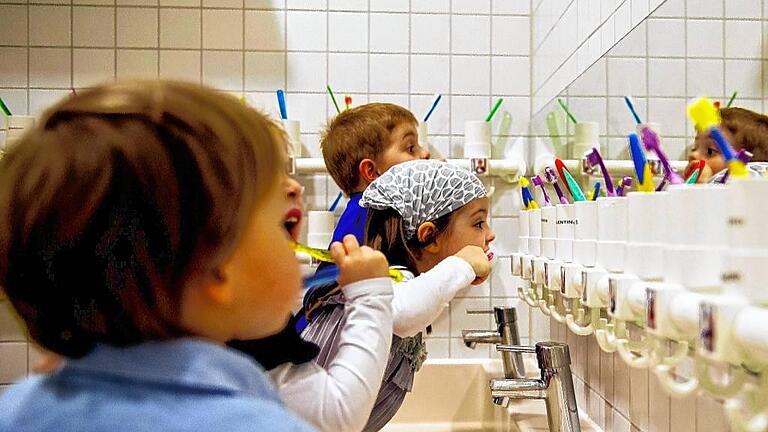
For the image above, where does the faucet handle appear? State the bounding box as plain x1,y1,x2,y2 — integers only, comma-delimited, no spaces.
466,309,494,314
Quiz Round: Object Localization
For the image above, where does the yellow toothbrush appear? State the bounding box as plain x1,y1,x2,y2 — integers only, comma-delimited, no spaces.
292,241,404,282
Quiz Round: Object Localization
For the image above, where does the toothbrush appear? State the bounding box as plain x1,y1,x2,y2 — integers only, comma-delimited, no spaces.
686,168,701,184
628,133,655,192
0,97,11,116
623,96,642,125
557,98,578,124
616,176,633,197
687,98,748,179
326,84,341,114
592,182,601,201
423,93,442,122
554,158,586,201
544,167,569,204
329,192,343,212
584,147,617,196
531,175,552,206
344,95,352,110
291,241,404,282
684,160,706,180
520,177,539,209
640,127,684,184
277,89,288,120
655,178,668,192
486,98,504,122
719,149,753,183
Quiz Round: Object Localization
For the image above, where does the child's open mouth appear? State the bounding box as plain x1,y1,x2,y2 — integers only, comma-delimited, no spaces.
284,208,303,241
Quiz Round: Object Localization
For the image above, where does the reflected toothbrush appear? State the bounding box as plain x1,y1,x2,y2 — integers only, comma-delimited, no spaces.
592,182,601,201
531,175,552,206
687,97,748,179
555,158,573,196
616,176,633,197
584,147,616,196
720,149,753,183
544,167,569,204
686,168,701,184
628,133,655,192
555,159,586,201
640,127,684,184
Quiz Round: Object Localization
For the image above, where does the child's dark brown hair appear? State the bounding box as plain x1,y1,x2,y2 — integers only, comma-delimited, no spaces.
364,208,452,274
720,107,768,161
0,80,285,358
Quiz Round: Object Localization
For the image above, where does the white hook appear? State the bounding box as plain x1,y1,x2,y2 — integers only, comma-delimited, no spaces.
565,305,596,336
696,358,747,399
653,363,699,398
616,336,653,369
725,374,768,432
594,316,618,353
518,286,538,308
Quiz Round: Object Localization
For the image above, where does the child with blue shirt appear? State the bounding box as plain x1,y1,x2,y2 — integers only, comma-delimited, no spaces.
0,80,391,432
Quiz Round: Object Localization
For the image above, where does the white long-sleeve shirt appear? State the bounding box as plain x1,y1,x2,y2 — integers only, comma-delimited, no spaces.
391,256,476,337
271,277,394,432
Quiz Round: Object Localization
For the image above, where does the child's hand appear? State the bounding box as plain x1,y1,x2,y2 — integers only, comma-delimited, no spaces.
454,245,491,285
331,234,390,287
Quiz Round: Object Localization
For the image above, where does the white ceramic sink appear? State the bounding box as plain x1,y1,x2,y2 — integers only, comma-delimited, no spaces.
381,359,599,432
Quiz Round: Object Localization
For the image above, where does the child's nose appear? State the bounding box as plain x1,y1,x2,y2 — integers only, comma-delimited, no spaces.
420,147,430,160
688,148,701,161
285,177,304,200
486,227,496,244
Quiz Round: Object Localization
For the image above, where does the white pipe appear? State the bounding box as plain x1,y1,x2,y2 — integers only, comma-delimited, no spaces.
294,157,525,180
556,159,688,178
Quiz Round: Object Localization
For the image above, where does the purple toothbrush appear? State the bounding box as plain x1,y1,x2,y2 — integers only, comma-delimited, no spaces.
544,167,569,204
640,127,683,185
584,147,616,196
531,175,552,206
655,178,668,192
616,176,633,196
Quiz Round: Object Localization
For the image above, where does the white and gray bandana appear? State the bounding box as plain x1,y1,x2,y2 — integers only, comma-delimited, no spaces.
360,160,487,239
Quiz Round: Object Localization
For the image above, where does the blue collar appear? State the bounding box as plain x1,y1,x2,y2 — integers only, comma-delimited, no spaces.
63,338,278,400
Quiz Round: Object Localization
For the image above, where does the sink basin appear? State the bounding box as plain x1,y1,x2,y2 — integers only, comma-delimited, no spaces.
381,358,599,432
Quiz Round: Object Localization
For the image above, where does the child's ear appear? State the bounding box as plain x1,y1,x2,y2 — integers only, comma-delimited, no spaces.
359,159,379,184
202,269,234,306
417,222,441,253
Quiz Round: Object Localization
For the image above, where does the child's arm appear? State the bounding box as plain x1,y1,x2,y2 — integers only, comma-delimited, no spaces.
391,246,490,337
271,276,393,432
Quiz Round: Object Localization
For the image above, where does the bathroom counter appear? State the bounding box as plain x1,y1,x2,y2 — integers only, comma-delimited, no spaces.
381,359,600,432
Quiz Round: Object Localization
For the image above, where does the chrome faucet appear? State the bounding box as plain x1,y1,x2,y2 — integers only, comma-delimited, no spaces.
462,306,525,379
490,342,581,432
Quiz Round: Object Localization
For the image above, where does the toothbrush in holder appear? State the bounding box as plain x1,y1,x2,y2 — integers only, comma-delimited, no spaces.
584,148,616,197
531,175,552,206
640,127,683,184
615,176,633,197
544,167,569,204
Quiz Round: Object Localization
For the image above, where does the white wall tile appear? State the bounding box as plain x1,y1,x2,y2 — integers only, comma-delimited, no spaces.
328,53,367,93
569,58,607,96
410,55,450,94
412,0,450,13
116,50,159,80
670,394,696,432
160,9,201,49
73,6,115,47
607,58,647,96
245,11,286,50
287,93,328,135
725,0,761,18
428,307,450,337
629,368,649,430
648,58,686,97
411,93,449,134
117,8,158,48
286,0,326,10
492,56,530,96
30,48,71,88
685,0,723,18
647,18,685,57
370,0,409,12
686,20,723,57
159,50,201,82
609,21,646,57
204,0,242,8
287,11,327,51
489,217,518,256
696,395,729,432
725,20,762,58
203,9,243,49
654,0,685,17
0,90,27,116
725,59,762,98
451,15,491,54
648,97,687,136
686,59,724,97
328,12,368,52
425,338,450,358
370,13,409,53
492,16,530,55
370,54,408,93
449,337,491,359
451,56,490,94
648,373,671,432
161,0,200,5
73,49,115,88
244,52,286,91
0,48,27,88
0,5,28,46
612,410,632,432
411,14,450,53
29,5,70,47
329,0,367,11
450,297,491,336
286,52,327,92
201,50,242,91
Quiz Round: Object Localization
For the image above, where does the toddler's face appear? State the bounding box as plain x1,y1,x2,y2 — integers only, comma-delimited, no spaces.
687,130,733,182
283,176,304,241
433,197,495,258
375,121,430,174
221,175,302,339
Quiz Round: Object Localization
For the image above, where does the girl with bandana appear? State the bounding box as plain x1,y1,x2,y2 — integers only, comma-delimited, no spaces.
301,159,495,432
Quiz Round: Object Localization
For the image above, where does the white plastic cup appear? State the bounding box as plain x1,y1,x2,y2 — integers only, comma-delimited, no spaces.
596,197,628,272
572,121,599,160
722,250,768,305
464,120,491,159
625,192,668,280
307,211,335,249
727,178,768,251
573,200,597,267
540,206,556,259
555,204,575,262
519,210,530,254
282,119,302,157
417,121,429,147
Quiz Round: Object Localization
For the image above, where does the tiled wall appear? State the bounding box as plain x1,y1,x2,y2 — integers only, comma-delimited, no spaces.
0,0,533,388
531,0,666,114
525,0,767,430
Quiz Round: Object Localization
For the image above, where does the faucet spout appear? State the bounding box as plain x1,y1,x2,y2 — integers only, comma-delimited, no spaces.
490,378,547,400
461,330,501,348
